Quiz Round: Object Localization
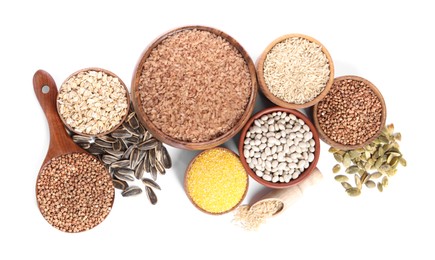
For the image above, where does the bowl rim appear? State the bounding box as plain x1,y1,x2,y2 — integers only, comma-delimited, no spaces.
256,33,335,109
184,147,249,215
238,106,321,189
57,67,131,138
131,25,258,150
313,75,387,151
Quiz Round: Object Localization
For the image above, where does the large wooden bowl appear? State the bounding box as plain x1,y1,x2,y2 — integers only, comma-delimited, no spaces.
131,25,257,150
57,67,130,137
238,107,321,189
313,75,387,150
257,34,334,109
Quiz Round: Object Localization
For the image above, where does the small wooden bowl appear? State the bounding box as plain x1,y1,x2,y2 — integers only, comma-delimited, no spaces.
131,25,258,150
313,75,387,150
184,147,249,215
257,34,334,109
238,107,321,189
57,67,130,137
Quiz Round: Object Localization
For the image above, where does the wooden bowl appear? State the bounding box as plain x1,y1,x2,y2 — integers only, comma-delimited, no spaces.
184,147,249,215
238,107,321,189
257,34,334,109
57,67,130,137
131,25,257,150
313,75,387,150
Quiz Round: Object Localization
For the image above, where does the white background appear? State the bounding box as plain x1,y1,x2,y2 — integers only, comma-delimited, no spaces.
0,0,432,259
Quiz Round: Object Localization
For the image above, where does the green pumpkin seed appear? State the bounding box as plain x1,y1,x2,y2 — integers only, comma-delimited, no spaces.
335,175,349,182
382,176,389,187
332,164,341,174
345,166,359,174
329,147,340,153
343,153,351,168
341,182,352,189
346,188,361,197
370,172,383,179
355,175,362,189
334,153,343,163
365,180,376,188
399,157,407,167
377,182,384,192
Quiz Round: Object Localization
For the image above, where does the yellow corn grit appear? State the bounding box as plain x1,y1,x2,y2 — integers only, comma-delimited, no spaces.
185,148,248,214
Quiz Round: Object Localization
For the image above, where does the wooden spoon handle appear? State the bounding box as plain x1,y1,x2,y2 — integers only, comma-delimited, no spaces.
33,70,82,164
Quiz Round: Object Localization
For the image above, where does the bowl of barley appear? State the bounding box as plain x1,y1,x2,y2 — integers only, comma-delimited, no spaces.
313,75,387,150
131,26,257,150
257,34,334,109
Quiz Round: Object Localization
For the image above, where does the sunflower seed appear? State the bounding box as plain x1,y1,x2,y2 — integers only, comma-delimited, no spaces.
95,139,113,148
104,148,124,158
97,135,117,143
142,178,161,190
149,149,156,167
130,148,140,169
137,138,158,151
111,129,132,139
122,145,135,159
335,175,348,182
73,135,94,144
117,169,134,176
102,154,119,164
114,171,135,182
112,139,123,151
162,146,172,169
79,143,91,149
111,160,131,169
87,145,104,155
135,159,145,180
126,136,141,144
128,114,140,129
113,179,128,190
144,186,157,205
155,159,166,175
150,166,157,181
122,186,142,197
123,122,140,136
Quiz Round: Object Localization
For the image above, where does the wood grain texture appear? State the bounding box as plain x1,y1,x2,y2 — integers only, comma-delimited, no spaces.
33,70,86,166
312,75,387,151
256,33,335,109
238,107,321,189
131,25,258,150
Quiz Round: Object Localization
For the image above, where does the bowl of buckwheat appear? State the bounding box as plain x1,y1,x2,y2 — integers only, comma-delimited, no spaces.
238,107,320,188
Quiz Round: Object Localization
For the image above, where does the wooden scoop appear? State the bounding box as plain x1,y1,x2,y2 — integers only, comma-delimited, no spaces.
34,70,114,232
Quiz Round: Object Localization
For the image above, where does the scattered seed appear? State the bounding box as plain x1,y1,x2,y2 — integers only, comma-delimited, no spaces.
382,176,389,187
341,182,352,189
144,186,158,205
142,178,161,190
346,188,361,197
332,164,341,174
113,179,128,190
122,186,142,197
365,180,376,188
377,182,383,192
334,175,348,182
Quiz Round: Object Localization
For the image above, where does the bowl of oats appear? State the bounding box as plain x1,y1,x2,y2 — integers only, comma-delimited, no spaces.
57,68,130,137
257,34,334,109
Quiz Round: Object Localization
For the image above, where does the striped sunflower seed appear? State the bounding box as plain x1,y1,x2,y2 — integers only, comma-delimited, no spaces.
122,186,142,197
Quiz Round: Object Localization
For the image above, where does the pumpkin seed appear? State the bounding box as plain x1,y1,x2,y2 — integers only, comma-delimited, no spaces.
332,164,341,174
377,182,384,192
370,172,383,179
355,175,362,189
346,188,361,197
343,153,351,168
334,153,343,163
341,182,352,189
345,166,359,174
365,180,376,188
399,157,407,167
335,175,348,182
382,176,389,187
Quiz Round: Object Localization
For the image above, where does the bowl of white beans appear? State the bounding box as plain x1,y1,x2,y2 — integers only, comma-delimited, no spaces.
238,107,320,188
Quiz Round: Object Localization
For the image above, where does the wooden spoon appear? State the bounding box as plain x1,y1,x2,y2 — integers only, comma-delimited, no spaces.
33,70,114,233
